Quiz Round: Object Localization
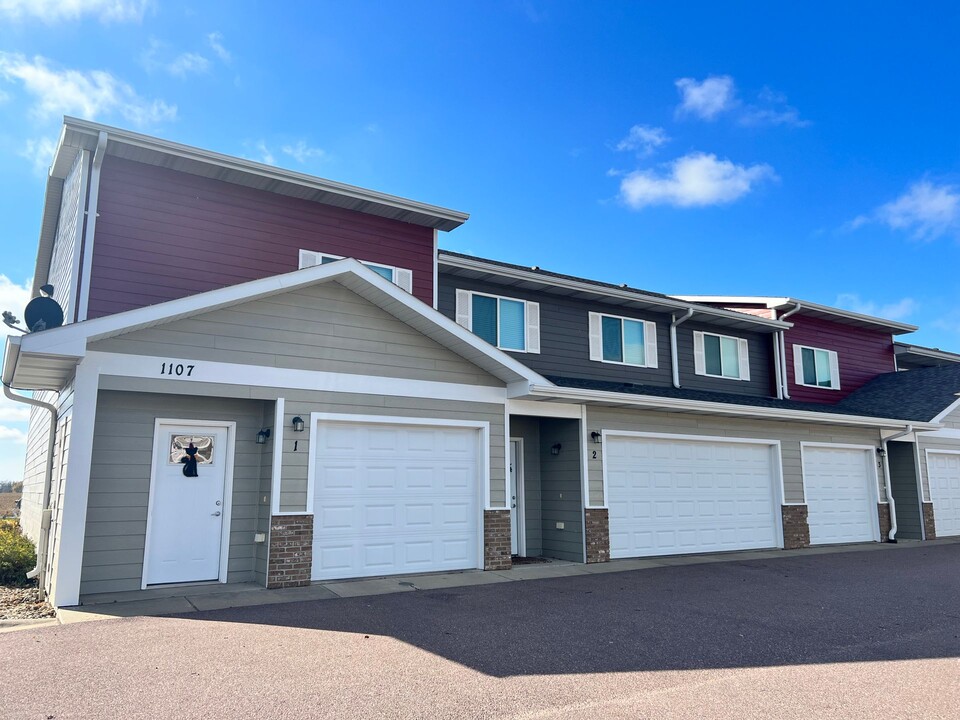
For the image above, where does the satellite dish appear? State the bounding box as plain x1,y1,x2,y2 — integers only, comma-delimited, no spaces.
24,296,64,332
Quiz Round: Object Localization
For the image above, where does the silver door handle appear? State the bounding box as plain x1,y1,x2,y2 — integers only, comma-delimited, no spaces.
212,511,221,517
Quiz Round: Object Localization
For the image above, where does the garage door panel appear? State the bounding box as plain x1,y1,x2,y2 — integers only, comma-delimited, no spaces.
606,436,779,559
804,446,876,545
312,421,480,581
928,452,960,537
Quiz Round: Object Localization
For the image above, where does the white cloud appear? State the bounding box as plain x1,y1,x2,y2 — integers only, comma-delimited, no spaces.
0,0,150,23
0,275,33,328
616,125,669,156
0,52,176,126
19,137,57,174
619,152,777,209
254,140,275,165
740,88,809,128
281,141,327,164
835,293,918,321
878,181,960,241
167,52,209,78
0,426,27,444
207,32,231,62
675,75,736,120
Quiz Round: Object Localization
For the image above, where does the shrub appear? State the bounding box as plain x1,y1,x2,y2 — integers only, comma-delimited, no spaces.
0,521,36,586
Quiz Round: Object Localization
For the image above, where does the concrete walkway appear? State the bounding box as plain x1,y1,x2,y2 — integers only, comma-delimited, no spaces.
52,537,960,626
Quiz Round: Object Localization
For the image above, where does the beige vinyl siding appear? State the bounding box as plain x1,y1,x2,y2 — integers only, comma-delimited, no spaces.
89,281,500,387
585,407,884,506
47,150,88,320
916,405,960,501
80,391,270,597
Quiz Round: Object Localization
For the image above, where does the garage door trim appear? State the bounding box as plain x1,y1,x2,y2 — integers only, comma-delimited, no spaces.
924,448,960,537
306,412,491,573
600,429,786,550
800,442,881,543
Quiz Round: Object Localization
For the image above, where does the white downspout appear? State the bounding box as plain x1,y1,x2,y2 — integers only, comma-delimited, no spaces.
670,309,695,388
772,334,783,399
76,130,108,323
776,302,802,399
3,385,58,593
881,425,913,542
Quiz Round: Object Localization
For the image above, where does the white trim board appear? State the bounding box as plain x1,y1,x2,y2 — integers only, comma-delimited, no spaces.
141,418,237,590
269,398,286,517
509,437,526,557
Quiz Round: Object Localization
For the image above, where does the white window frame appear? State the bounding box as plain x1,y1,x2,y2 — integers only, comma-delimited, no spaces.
454,289,540,354
588,312,658,368
793,344,841,391
693,330,750,381
298,249,413,293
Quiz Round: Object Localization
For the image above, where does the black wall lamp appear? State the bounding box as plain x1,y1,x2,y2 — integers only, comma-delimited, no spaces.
292,416,305,432
256,428,271,445
551,443,562,456
590,431,602,445
876,447,887,459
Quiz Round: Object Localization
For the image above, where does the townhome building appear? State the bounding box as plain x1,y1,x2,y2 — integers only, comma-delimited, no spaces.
5,118,959,608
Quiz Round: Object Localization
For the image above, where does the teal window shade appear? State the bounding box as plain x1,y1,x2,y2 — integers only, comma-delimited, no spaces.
720,336,740,378
498,299,526,351
471,295,498,345
623,319,646,365
366,264,394,281
704,334,722,376
601,316,623,362
801,346,835,387
801,347,817,385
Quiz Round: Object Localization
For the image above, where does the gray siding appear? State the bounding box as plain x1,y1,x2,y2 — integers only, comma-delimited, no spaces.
888,442,923,539
438,272,775,397
80,391,270,597
47,150,87,321
91,281,500,387
585,407,884,506
510,416,543,557
538,418,583,562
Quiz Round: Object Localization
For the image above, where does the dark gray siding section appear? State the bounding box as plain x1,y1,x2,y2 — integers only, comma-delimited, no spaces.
438,273,775,398
888,442,923,540
538,419,583,562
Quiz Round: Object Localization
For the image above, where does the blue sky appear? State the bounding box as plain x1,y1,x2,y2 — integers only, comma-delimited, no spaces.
0,1,958,480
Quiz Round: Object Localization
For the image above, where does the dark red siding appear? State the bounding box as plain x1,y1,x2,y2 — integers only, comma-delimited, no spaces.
783,315,896,403
86,156,435,318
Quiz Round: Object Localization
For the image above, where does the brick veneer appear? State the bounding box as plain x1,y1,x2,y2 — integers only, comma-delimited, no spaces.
584,508,610,563
877,503,892,541
484,509,512,570
922,502,937,540
267,514,313,589
781,505,810,549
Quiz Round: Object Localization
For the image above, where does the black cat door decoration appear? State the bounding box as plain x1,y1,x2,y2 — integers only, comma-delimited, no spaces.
180,443,200,477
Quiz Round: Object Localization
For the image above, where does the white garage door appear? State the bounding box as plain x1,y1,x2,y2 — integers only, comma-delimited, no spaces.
606,435,780,559
927,451,960,537
311,420,480,581
803,445,877,545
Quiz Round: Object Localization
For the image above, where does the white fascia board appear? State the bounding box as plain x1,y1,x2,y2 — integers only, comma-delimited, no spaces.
895,343,960,363
931,394,960,424
1,336,21,385
528,384,940,430
17,259,549,388
438,254,791,331
61,117,469,231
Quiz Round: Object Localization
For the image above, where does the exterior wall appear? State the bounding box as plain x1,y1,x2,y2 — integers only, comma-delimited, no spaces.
922,502,937,539
483,509,512,570
267,514,312,588
878,503,892,539
583,508,610,563
45,412,72,600
79,390,270,597
87,156,436,317
782,315,896,403
538,418,583,562
438,272,775,397
584,406,884,507
47,150,88,322
509,416,543,557
90,281,500,387
781,505,810,548
254,406,277,585
887,441,923,540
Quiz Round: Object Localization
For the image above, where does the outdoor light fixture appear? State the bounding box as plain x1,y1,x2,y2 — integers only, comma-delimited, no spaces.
590,431,602,445
292,416,305,432
256,428,271,445
551,443,562,456
876,447,887,459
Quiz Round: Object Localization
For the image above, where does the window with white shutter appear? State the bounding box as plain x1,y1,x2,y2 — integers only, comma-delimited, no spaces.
298,249,413,293
587,312,657,368
454,290,539,353
693,330,749,380
793,344,840,390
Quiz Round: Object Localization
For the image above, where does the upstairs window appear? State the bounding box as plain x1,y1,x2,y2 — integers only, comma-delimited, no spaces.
588,312,658,368
454,290,540,353
693,331,750,381
794,345,840,390
299,249,413,293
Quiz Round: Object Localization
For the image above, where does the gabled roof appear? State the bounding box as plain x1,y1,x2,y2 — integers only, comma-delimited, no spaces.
2,260,548,391
895,342,960,370
674,295,917,334
439,252,791,333
834,365,960,423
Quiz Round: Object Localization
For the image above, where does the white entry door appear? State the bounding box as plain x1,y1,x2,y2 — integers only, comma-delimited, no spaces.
509,439,523,556
606,434,780,558
144,423,232,586
803,445,878,545
927,451,960,537
312,419,481,581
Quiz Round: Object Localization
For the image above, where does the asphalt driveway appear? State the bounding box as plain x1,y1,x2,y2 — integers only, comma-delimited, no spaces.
3,543,960,719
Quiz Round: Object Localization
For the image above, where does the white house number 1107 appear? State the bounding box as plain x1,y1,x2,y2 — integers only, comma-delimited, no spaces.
160,362,195,377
